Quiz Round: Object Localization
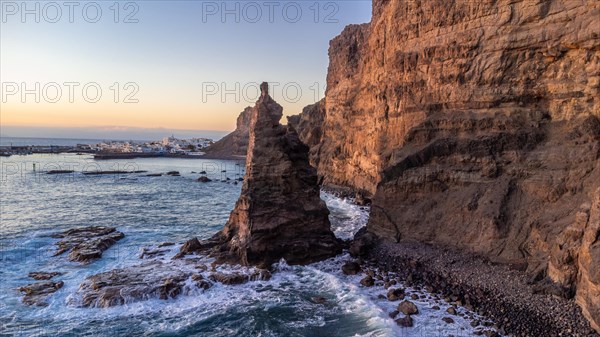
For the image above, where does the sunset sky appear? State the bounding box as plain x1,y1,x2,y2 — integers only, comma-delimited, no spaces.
0,1,372,139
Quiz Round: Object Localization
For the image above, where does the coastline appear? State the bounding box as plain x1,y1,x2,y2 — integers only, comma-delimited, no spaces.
93,152,246,161
363,239,597,336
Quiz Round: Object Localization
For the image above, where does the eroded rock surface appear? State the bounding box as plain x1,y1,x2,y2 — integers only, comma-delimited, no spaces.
52,226,124,264
19,281,64,306
73,256,271,308
74,261,192,308
205,83,342,267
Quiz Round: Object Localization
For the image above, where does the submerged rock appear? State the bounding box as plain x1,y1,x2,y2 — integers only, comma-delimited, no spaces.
19,281,64,306
52,226,124,264
28,271,62,280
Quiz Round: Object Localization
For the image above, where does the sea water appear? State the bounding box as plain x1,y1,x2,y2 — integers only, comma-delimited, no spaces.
0,154,485,337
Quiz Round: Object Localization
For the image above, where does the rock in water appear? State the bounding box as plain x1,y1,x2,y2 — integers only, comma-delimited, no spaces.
212,82,342,267
52,226,124,264
19,281,64,306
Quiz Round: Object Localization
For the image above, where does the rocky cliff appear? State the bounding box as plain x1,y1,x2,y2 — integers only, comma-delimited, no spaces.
204,106,252,157
209,83,341,268
294,0,600,331
287,98,326,168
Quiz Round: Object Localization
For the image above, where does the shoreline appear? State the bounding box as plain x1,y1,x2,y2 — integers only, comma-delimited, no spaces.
364,239,597,336
0,150,246,162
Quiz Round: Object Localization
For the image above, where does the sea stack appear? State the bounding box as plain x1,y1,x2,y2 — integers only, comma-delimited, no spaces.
214,82,341,267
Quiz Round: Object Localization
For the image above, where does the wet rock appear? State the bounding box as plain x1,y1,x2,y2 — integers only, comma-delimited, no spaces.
311,296,327,304
197,176,212,183
398,300,419,315
208,272,249,285
442,317,455,324
349,230,376,258
52,226,124,264
354,193,371,206
139,248,169,259
388,310,399,319
47,170,74,175
19,281,64,306
395,315,414,327
250,269,271,281
341,261,361,275
432,305,441,310
360,275,375,287
446,307,457,315
483,330,501,337
74,262,191,308
166,171,180,176
146,173,163,177
173,237,206,259
387,288,404,301
28,272,62,280
191,274,212,290
158,242,175,247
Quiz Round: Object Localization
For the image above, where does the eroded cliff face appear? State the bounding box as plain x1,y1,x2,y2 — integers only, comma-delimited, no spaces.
314,0,599,197
297,0,600,331
214,83,341,268
287,99,326,168
204,106,252,157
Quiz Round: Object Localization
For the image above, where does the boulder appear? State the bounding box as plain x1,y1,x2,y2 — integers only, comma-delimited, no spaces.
395,315,414,328
341,261,361,275
398,300,419,315
360,275,375,287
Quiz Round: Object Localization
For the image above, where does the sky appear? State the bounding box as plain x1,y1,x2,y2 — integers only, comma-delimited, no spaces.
0,0,372,140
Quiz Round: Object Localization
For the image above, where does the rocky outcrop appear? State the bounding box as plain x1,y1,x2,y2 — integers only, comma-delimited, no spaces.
194,83,342,268
52,226,124,264
287,99,326,168
294,0,600,332
204,106,252,158
19,281,64,306
74,261,193,308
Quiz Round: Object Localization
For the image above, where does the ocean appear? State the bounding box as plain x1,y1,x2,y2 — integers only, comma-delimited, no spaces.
0,154,485,336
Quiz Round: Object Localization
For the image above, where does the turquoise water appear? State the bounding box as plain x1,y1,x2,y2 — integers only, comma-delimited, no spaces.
0,154,483,337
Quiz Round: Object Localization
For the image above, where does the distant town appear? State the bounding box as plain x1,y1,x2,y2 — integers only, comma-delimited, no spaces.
0,136,215,159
